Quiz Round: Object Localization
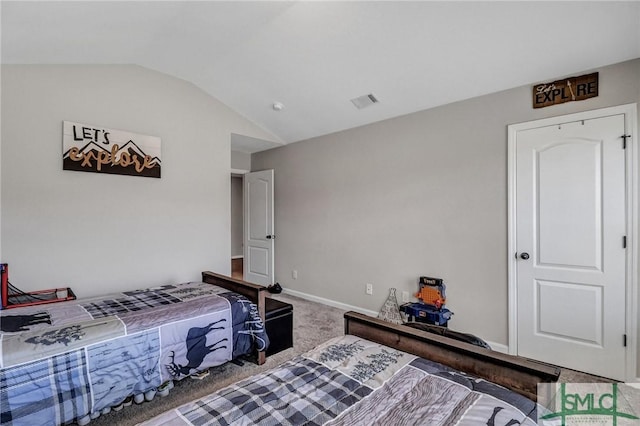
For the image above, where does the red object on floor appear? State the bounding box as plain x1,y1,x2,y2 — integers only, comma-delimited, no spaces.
0,263,76,309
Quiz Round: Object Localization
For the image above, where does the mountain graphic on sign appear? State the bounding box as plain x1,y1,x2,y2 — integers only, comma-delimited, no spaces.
63,141,110,159
63,139,161,178
114,140,161,165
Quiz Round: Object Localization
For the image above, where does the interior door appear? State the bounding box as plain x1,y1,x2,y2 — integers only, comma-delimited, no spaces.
244,170,274,286
514,114,627,380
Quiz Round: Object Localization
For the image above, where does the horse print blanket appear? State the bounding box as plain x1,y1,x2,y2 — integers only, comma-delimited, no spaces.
141,334,539,426
0,281,268,426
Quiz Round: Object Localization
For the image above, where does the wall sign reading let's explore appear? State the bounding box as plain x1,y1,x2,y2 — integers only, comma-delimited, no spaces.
62,121,161,178
532,72,598,109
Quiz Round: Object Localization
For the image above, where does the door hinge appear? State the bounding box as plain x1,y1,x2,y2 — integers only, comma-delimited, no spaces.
623,334,627,347
623,236,627,249
622,134,631,149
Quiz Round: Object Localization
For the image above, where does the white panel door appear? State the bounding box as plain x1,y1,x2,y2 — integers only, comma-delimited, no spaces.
244,170,274,286
515,115,627,380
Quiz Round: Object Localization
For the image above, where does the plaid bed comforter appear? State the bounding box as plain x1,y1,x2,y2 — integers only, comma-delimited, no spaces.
0,281,269,426
142,335,538,426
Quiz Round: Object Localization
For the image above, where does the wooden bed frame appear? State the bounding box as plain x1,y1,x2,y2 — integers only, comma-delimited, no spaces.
201,271,268,364
344,311,560,401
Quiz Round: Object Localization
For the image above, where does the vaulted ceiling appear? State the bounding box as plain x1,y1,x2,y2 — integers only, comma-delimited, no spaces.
3,1,639,152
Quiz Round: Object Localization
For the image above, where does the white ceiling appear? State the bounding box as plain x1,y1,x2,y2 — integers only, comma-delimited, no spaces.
2,1,639,153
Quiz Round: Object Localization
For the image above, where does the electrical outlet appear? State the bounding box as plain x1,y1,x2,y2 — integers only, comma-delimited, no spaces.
366,283,373,295
402,291,410,303
292,270,298,279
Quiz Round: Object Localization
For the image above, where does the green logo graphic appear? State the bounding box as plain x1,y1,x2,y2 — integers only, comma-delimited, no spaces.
540,383,639,425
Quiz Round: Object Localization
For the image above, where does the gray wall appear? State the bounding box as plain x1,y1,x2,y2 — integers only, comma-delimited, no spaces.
1,64,275,297
253,59,640,360
231,176,243,258
231,150,251,171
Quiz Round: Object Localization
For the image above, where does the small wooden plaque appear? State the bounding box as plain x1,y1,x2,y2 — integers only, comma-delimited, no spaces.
533,72,598,109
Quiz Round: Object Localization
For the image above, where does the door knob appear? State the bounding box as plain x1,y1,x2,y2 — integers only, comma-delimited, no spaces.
520,252,530,260
266,235,276,239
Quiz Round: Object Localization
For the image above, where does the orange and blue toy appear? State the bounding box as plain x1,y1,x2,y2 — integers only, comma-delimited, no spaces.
400,276,453,326
415,276,447,309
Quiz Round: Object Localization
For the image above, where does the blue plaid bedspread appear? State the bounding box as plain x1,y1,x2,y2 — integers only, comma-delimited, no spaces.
1,350,90,426
0,281,268,426
178,357,372,426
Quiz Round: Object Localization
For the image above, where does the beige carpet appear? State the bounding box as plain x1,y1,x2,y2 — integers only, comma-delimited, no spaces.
87,293,614,426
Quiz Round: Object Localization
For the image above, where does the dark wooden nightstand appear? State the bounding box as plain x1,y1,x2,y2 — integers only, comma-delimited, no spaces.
264,297,293,356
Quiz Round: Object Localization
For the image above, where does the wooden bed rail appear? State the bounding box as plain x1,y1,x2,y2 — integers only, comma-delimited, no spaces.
201,271,267,364
344,311,560,401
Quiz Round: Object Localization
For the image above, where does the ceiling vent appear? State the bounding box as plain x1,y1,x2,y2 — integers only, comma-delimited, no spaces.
350,93,379,109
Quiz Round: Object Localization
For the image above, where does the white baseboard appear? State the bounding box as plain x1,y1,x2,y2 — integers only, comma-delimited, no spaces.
283,287,510,355
282,288,379,317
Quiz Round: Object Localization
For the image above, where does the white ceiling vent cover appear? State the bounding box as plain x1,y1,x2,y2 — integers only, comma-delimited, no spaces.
350,93,379,109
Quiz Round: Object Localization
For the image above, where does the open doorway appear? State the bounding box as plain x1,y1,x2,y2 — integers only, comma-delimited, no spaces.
230,133,281,282
231,173,244,280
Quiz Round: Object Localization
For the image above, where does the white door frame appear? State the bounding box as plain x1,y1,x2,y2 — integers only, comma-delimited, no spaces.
231,168,249,271
507,103,638,381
